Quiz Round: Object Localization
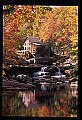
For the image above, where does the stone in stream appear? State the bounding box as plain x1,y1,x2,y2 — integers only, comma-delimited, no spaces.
16,74,32,82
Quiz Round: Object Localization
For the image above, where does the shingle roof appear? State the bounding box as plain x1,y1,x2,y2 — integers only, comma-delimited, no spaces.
24,36,43,45
27,36,39,43
24,36,40,43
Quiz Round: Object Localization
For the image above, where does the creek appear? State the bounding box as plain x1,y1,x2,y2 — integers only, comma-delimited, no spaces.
2,86,78,117
2,64,78,117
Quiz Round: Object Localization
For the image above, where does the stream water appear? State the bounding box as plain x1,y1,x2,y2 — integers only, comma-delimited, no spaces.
2,85,78,117
2,66,78,117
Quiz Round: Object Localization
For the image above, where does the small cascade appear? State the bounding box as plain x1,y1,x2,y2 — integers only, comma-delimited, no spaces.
55,67,62,76
33,66,50,78
51,66,66,79
41,67,47,72
33,65,66,79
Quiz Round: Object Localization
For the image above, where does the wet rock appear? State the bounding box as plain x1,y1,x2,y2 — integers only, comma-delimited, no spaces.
65,70,71,77
16,74,32,82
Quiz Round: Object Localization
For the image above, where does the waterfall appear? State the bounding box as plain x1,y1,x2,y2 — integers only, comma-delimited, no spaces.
53,66,66,78
33,66,50,78
41,67,47,72
55,67,62,76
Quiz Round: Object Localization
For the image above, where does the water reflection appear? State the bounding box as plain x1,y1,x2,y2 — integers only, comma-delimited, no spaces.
2,86,78,117
18,90,39,110
71,87,78,98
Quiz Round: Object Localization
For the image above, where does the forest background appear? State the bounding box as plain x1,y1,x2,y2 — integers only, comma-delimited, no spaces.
3,5,78,76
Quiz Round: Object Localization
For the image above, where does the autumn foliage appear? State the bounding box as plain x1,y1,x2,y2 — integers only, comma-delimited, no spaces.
3,5,78,70
38,105,50,117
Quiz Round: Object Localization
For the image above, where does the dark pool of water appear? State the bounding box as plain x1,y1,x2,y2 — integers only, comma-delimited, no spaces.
2,86,78,117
